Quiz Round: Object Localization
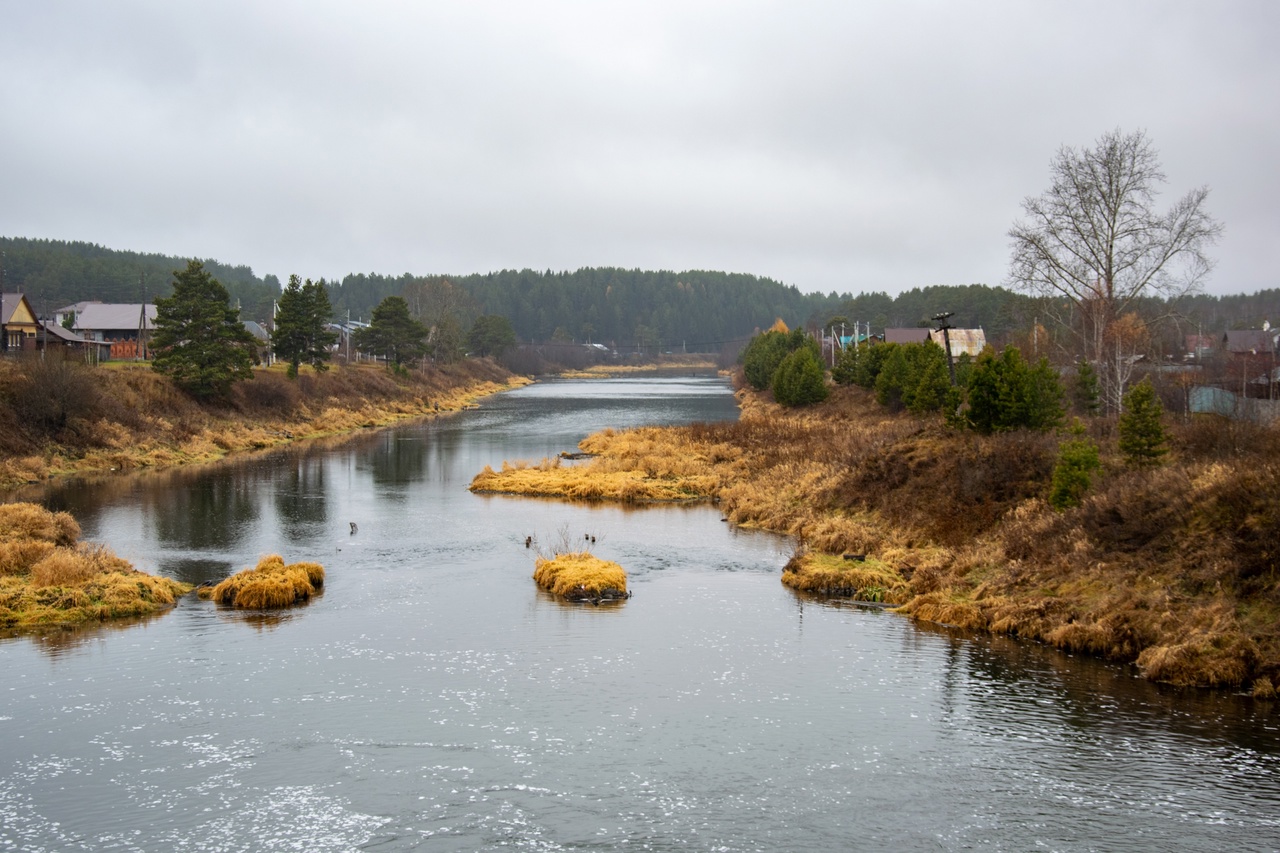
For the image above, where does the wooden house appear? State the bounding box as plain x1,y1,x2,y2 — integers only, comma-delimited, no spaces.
1,293,39,352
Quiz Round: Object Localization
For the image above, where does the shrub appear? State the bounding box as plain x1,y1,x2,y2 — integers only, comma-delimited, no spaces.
7,355,102,440
964,346,1063,433
741,330,794,390
772,347,829,407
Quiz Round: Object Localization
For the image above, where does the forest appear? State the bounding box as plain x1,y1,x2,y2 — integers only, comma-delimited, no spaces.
3,236,1277,356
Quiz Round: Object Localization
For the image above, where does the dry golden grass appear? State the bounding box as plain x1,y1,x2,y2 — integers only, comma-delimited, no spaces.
0,360,530,488
0,502,191,630
533,551,628,600
471,379,1280,690
201,554,325,610
781,552,911,604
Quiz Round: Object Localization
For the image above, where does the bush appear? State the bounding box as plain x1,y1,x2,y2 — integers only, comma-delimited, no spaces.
7,355,102,440
741,330,794,390
772,347,829,406
964,346,1063,433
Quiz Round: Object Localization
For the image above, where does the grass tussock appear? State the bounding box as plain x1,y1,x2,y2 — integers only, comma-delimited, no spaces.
0,502,191,630
199,554,325,610
533,551,628,601
781,552,911,604
0,359,529,488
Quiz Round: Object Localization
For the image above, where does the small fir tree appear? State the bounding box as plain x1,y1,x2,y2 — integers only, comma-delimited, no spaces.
1049,420,1101,509
1072,360,1101,416
1118,378,1168,466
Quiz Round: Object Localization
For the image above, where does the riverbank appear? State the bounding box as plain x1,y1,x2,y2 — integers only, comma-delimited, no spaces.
0,357,530,489
470,383,1280,693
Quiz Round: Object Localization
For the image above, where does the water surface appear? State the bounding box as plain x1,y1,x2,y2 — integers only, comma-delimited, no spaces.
2,375,1277,852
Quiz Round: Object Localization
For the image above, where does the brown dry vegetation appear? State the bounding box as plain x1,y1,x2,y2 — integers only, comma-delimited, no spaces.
0,502,191,630
198,554,325,610
476,382,1280,691
533,551,628,600
0,356,528,488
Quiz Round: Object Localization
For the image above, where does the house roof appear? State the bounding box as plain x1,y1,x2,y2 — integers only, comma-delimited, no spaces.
53,300,102,315
930,328,987,357
243,320,269,341
1223,329,1278,355
39,320,110,346
883,328,931,345
2,292,37,325
74,303,158,332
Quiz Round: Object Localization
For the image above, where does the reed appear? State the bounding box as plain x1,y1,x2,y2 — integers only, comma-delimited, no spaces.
533,551,628,600
203,554,325,609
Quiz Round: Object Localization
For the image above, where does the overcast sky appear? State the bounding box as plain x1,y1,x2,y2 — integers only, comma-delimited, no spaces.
2,1,1275,297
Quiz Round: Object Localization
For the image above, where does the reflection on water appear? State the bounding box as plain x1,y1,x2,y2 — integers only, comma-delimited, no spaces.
1,375,1278,852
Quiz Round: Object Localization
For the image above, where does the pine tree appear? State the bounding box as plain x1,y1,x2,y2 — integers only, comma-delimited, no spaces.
1118,378,1168,466
352,296,428,368
151,260,256,398
273,276,338,377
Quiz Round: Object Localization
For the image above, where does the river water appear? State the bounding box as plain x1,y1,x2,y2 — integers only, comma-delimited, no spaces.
1,375,1277,852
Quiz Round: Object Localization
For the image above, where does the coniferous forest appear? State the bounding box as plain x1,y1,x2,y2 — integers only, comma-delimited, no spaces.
3,236,1277,356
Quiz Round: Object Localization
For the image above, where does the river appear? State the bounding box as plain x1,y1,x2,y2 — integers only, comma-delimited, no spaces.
2,374,1278,852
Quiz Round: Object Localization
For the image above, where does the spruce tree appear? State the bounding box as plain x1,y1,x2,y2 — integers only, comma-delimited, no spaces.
272,275,311,378
1072,360,1101,416
1118,378,1168,466
1049,420,1101,509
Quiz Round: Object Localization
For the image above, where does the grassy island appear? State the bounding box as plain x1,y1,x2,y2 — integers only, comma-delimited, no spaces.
474,385,1280,693
198,554,325,610
0,502,192,630
533,551,628,601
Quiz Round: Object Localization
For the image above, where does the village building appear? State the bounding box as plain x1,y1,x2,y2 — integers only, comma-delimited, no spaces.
72,303,157,360
883,328,931,345
929,327,987,358
1,293,39,352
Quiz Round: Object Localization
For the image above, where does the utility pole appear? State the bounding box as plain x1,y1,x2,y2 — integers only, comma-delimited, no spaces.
933,312,956,386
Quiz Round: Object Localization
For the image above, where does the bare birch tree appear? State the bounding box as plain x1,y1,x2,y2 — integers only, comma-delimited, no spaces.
1008,129,1221,412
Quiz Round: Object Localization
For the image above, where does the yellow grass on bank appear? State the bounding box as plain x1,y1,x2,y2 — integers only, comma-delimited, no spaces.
0,503,192,630
0,359,530,489
533,551,628,600
559,359,718,378
199,554,325,610
781,552,912,604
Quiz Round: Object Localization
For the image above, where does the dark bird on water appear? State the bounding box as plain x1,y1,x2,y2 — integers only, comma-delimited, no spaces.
350,522,358,535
